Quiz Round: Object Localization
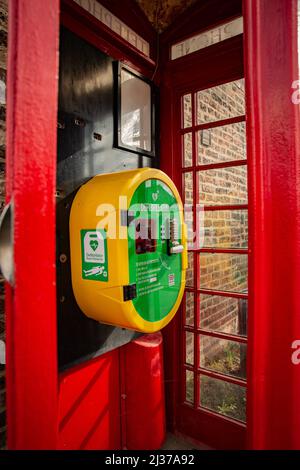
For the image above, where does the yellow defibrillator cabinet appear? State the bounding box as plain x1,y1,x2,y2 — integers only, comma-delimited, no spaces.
70,168,187,332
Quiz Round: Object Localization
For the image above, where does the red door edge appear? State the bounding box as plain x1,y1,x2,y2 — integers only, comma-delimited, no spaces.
244,0,300,450
5,0,60,449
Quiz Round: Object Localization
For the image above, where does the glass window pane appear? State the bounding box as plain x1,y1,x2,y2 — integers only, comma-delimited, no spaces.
183,172,194,247
183,132,193,167
182,94,192,128
185,292,194,326
186,252,194,287
199,374,246,422
185,370,194,404
200,336,247,379
203,210,248,249
120,69,151,151
197,79,245,125
171,17,243,60
197,122,246,166
185,331,194,365
198,166,248,206
183,172,193,205
199,253,248,293
200,294,248,336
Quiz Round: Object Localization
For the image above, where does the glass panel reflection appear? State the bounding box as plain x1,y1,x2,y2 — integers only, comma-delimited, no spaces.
198,165,248,206
185,370,194,404
182,94,192,128
199,253,248,293
171,18,243,60
185,291,194,326
184,172,194,247
185,331,194,365
183,132,193,167
200,336,247,379
197,79,245,125
200,294,248,336
121,69,151,151
197,122,246,166
199,374,246,422
203,210,248,249
186,252,194,287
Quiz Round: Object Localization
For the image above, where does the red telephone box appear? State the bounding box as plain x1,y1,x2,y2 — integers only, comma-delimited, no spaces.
4,0,300,450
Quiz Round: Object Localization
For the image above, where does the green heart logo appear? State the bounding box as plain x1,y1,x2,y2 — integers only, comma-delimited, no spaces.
90,240,98,251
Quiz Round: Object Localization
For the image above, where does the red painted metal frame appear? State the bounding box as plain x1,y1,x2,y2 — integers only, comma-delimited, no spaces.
99,0,157,60
164,37,244,99
199,248,249,255
192,328,247,345
171,109,248,447
182,87,248,431
244,0,300,450
5,0,60,449
118,345,127,449
57,335,166,450
160,0,242,59
180,115,246,135
57,350,121,450
161,0,300,451
122,333,166,450
61,0,157,81
182,160,247,173
196,288,248,300
203,204,248,212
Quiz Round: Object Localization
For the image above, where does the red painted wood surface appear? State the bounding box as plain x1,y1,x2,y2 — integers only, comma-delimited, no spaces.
5,0,60,449
122,333,166,450
57,351,121,450
244,0,300,450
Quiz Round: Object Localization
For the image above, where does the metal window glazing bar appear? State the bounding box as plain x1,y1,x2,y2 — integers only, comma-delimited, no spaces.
191,90,199,409
199,248,249,254
180,114,246,135
203,204,248,212
198,288,248,299
182,159,248,173
183,364,247,388
198,368,247,388
184,325,248,343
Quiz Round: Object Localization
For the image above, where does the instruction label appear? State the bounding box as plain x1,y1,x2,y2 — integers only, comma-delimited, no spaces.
136,258,163,297
80,229,108,281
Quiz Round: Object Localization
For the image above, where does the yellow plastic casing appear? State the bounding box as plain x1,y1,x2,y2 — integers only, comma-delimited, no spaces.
69,168,187,332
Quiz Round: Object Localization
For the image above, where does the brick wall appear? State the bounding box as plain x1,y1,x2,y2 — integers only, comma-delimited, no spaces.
0,0,7,450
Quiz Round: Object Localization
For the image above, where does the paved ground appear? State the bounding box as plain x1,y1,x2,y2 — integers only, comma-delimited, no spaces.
161,433,211,450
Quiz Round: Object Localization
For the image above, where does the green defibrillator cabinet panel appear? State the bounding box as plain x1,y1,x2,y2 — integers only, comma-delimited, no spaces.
70,168,187,332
